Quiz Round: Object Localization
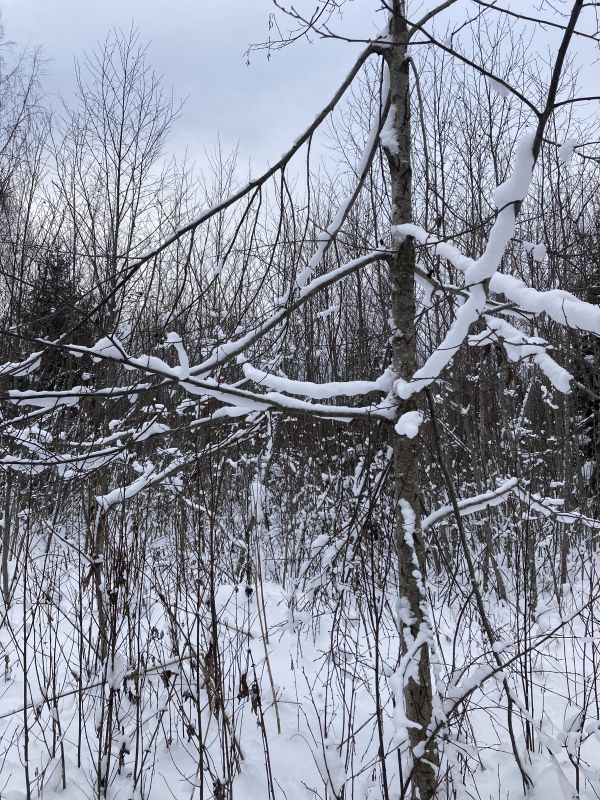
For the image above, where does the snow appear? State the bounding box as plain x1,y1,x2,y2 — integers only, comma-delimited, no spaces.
2,463,600,800
392,131,599,401
70,335,128,362
531,243,547,262
380,104,399,155
522,240,547,262
487,75,510,98
8,387,89,410
315,304,339,320
0,12,595,800
559,138,577,163
0,351,42,377
298,251,384,299
182,251,384,381
163,331,190,379
134,421,171,442
392,222,474,273
490,273,600,333
422,477,520,530
395,288,486,399
513,484,600,528
394,409,424,438
483,316,573,393
242,362,396,400
492,132,535,210
96,462,175,509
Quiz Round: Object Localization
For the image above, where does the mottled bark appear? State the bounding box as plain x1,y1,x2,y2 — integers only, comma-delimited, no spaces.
385,4,438,798
2,471,11,607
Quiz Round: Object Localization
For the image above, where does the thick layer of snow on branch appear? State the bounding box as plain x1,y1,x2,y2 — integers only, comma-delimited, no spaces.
13,338,394,425
394,133,542,398
487,76,510,98
2,253,385,412
391,223,474,273
395,287,487,399
491,133,535,211
482,316,573,393
465,133,534,286
96,458,168,510
521,241,547,262
133,421,171,442
246,390,395,421
380,108,399,155
379,62,399,155
422,477,520,530
395,224,600,336
0,351,42,378
241,363,395,400
9,387,91,409
394,410,423,438
68,336,128,362
315,304,339,320
181,375,394,421
489,273,600,334
163,332,190,379
559,138,577,163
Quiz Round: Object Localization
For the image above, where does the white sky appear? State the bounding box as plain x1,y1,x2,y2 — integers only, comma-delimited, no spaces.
2,1,597,175
1,0,376,173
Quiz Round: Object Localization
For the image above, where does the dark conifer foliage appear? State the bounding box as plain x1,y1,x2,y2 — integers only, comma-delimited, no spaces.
21,252,94,389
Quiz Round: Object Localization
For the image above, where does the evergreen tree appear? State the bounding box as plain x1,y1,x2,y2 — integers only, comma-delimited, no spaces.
22,251,93,389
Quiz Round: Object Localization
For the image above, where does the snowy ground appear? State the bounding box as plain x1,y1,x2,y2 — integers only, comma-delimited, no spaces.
0,527,599,799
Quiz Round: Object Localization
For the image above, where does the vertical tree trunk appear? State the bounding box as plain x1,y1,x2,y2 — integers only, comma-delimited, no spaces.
2,471,12,608
93,508,108,663
385,4,438,798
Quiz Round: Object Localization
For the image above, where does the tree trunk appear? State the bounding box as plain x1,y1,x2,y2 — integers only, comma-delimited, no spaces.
385,4,438,798
2,471,12,608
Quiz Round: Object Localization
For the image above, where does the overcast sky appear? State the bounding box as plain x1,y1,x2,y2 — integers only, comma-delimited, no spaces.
2,1,597,176
1,0,379,173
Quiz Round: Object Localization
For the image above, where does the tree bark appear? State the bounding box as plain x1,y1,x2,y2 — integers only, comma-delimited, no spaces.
385,4,438,798
2,471,12,608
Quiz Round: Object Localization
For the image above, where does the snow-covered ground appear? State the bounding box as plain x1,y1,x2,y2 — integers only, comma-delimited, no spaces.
0,523,599,799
